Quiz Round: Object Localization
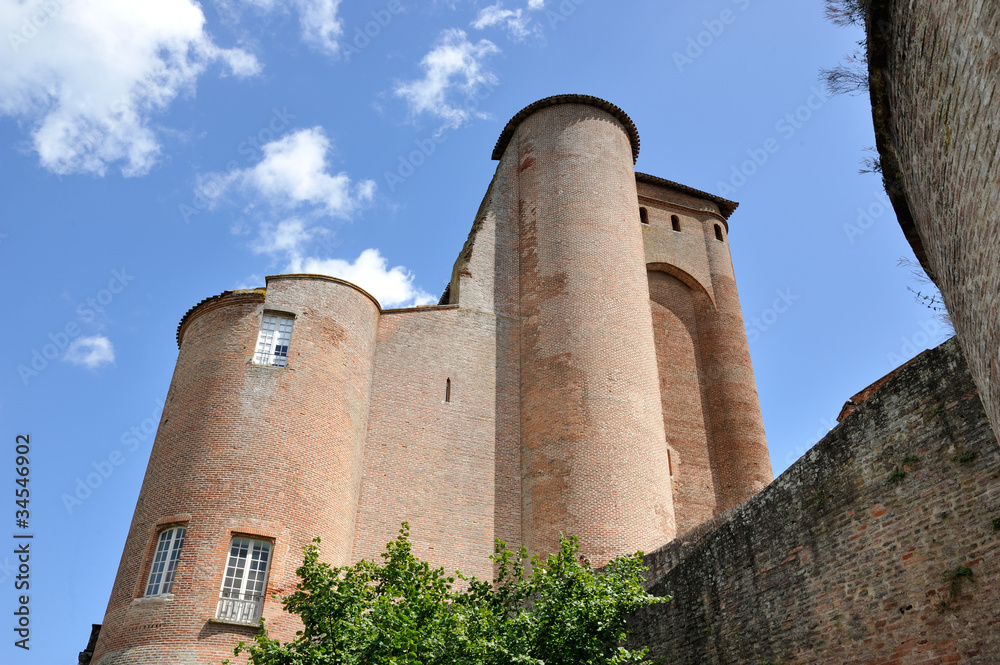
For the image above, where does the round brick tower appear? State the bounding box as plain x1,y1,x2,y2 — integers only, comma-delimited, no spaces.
91,275,380,665
698,223,773,506
493,96,677,564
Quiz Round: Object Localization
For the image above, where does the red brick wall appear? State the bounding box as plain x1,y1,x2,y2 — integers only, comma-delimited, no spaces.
639,179,771,523
92,276,380,665
351,306,503,581
631,338,1000,664
697,217,772,507
648,271,716,534
509,102,677,563
92,95,774,662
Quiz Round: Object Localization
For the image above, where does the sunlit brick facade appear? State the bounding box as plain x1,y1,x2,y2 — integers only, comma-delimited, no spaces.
90,95,771,665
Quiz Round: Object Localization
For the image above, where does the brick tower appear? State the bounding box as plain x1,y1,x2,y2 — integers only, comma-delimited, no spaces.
90,95,771,665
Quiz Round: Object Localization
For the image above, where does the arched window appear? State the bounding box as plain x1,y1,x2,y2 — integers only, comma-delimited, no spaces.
714,224,724,242
671,215,681,232
445,378,452,403
639,207,649,225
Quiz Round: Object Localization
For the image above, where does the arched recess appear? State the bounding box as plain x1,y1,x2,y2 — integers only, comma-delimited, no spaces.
646,262,716,309
647,270,718,534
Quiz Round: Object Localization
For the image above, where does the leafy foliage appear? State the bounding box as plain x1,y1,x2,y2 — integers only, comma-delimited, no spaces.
229,524,667,665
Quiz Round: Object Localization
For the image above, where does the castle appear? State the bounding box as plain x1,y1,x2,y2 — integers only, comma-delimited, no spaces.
87,94,774,664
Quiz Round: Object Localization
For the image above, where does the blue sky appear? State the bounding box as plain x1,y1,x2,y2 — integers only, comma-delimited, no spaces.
0,1,950,662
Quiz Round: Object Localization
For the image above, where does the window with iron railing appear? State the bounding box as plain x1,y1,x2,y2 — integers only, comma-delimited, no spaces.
145,526,185,596
215,537,272,625
253,314,294,367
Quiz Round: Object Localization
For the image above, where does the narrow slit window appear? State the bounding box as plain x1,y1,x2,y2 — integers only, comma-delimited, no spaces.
714,224,724,242
145,526,186,596
639,207,649,225
667,450,674,477
445,378,452,403
253,314,294,367
671,215,681,232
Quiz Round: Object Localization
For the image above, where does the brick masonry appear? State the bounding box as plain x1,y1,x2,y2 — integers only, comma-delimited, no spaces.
90,95,771,664
630,337,1000,664
866,0,1000,444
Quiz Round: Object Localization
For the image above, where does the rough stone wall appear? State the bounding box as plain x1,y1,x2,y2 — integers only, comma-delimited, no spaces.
866,0,1000,443
630,338,1000,664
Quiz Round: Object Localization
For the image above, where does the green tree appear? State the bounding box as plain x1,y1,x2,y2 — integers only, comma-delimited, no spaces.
229,524,667,665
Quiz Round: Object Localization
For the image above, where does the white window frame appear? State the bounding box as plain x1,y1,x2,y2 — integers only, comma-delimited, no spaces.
253,314,294,367
215,537,273,625
145,526,185,596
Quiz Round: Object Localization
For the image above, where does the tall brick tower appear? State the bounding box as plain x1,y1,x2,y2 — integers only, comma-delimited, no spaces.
493,99,677,559
89,95,771,665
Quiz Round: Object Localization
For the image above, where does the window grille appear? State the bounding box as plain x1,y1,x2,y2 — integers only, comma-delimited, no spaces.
253,314,294,367
216,537,272,625
145,527,185,596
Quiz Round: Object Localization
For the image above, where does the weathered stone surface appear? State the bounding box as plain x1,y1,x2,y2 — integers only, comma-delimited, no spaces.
631,338,1000,664
866,0,1000,443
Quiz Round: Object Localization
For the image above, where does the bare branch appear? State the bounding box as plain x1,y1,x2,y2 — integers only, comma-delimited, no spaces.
824,0,867,27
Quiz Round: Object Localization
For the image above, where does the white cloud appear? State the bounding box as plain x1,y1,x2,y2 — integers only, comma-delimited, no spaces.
393,29,499,129
527,0,544,9
64,336,115,369
290,249,436,308
295,0,343,54
471,3,531,40
194,128,401,300
198,127,376,218
253,218,314,255
0,0,259,176
231,0,343,55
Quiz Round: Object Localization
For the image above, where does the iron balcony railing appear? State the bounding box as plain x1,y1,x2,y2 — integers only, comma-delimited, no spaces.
252,350,288,367
216,591,264,625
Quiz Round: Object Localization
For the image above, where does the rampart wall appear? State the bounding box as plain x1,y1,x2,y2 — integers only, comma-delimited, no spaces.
866,0,1000,443
630,338,1000,664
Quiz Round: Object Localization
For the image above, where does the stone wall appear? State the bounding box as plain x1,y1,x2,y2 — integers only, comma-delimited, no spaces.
631,338,1000,664
866,0,1000,443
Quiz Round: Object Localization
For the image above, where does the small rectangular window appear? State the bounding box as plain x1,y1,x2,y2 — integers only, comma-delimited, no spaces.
253,314,294,367
215,537,272,624
145,527,185,596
